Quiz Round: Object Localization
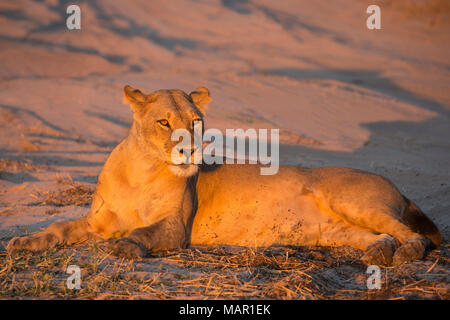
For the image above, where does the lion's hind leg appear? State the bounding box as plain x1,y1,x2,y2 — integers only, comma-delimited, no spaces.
7,217,95,253
315,220,399,266
361,234,400,266
328,200,429,265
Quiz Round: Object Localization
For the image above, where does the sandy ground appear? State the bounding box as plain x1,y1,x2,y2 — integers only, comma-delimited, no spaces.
0,0,449,299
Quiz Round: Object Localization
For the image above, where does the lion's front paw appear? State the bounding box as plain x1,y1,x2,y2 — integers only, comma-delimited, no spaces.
7,233,59,254
107,238,147,259
393,238,428,266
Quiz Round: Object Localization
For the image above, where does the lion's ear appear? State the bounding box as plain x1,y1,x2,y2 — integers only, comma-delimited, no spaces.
123,85,147,113
190,87,211,114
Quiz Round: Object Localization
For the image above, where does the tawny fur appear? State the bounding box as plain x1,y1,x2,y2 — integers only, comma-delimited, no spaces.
7,86,442,266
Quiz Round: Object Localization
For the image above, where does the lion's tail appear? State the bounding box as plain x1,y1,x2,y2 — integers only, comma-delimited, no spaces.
402,196,442,248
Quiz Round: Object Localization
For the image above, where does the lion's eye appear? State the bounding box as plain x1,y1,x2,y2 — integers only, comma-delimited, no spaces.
157,119,170,127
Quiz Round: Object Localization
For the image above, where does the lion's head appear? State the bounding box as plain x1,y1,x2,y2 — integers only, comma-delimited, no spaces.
123,85,211,177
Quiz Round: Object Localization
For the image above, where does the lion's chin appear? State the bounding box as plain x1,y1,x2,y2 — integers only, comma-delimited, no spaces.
167,164,199,177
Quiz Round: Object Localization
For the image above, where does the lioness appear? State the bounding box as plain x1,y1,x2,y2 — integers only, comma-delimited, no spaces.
7,85,442,266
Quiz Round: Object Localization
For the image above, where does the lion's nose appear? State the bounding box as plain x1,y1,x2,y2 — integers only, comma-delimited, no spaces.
177,147,196,156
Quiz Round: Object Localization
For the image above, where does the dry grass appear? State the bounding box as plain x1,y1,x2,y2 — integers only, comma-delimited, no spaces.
0,159,39,172
0,241,448,300
38,185,93,207
31,176,94,207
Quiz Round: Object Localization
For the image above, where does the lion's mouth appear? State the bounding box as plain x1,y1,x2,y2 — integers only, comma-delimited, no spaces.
167,163,199,177
176,163,196,168
166,161,198,167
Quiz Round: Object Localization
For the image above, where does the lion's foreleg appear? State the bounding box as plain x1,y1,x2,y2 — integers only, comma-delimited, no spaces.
7,217,95,253
107,214,187,259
